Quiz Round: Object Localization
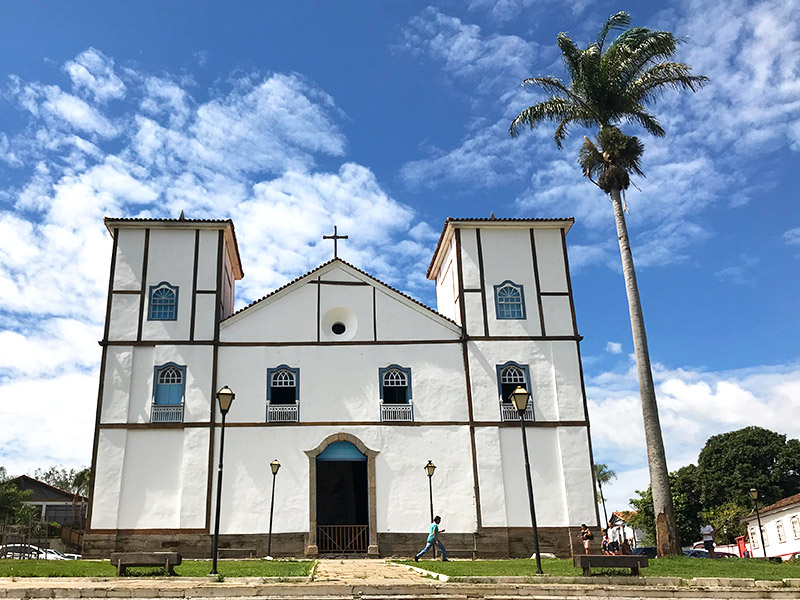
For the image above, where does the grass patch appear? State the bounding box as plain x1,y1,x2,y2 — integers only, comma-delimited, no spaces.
0,559,313,578
400,556,800,581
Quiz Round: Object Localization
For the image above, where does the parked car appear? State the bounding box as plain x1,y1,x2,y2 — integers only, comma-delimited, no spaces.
0,544,69,560
632,546,657,558
683,549,737,559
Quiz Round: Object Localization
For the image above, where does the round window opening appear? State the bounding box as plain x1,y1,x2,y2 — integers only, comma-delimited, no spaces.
332,322,347,335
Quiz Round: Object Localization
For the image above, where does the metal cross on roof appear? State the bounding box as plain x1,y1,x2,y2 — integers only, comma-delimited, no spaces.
323,225,348,259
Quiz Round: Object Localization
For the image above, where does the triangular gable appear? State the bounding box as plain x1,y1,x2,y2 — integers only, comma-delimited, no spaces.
221,259,461,343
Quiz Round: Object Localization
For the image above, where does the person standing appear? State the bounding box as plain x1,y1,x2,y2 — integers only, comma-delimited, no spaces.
700,523,716,559
608,523,620,553
578,524,594,554
414,516,449,562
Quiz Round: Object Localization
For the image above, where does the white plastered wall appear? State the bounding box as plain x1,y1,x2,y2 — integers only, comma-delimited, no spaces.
215,344,468,423
210,425,476,535
120,345,213,424
434,240,460,324
113,229,145,291
141,229,196,341
533,229,568,292
221,283,318,342
469,340,585,422
479,228,543,337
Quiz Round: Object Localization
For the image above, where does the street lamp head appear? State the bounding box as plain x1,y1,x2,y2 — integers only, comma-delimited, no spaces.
271,459,281,475
509,386,531,413
216,386,235,414
749,488,758,500
424,460,436,477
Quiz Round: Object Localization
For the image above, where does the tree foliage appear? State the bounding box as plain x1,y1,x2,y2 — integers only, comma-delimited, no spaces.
0,467,32,523
630,427,800,545
698,426,800,508
33,465,91,496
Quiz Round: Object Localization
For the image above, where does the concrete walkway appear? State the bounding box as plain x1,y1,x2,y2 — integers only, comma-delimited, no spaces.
312,558,427,584
0,559,799,599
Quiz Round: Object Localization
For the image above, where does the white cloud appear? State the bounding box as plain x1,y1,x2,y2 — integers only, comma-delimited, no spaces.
783,226,800,245
400,7,539,93
588,358,800,511
605,342,622,354
468,0,595,22
63,48,126,103
0,50,443,472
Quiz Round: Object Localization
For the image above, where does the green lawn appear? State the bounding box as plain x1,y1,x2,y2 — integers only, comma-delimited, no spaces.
0,559,313,578
403,556,800,581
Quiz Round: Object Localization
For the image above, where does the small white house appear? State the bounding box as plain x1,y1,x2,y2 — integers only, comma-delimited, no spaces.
744,493,800,560
84,216,600,558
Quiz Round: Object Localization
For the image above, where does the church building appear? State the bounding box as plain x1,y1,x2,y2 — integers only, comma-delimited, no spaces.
84,216,599,558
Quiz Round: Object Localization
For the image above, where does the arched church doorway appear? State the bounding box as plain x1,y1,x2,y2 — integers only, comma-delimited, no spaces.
316,441,368,553
305,433,379,556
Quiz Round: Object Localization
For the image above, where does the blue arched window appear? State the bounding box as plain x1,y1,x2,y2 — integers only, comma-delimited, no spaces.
379,365,412,404
153,364,186,405
148,282,179,320
267,366,299,405
493,281,526,319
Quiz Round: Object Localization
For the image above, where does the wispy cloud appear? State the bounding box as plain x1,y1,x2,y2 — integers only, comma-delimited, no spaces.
588,358,800,510
0,51,438,473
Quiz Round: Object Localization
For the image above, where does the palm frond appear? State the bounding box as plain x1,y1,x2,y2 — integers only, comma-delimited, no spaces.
596,11,631,51
628,62,709,103
557,33,584,83
509,97,582,139
606,30,681,88
627,109,666,137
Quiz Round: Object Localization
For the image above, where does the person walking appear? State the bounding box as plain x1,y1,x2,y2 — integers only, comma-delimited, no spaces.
414,515,448,561
578,524,594,554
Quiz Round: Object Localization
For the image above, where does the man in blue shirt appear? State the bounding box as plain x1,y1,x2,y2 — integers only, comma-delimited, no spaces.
414,515,449,561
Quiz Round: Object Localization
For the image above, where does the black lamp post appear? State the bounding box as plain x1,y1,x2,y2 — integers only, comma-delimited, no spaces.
749,488,767,557
267,459,280,558
425,460,436,559
509,385,543,574
211,386,235,575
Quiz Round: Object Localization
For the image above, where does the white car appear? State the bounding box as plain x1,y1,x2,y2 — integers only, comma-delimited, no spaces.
0,544,76,560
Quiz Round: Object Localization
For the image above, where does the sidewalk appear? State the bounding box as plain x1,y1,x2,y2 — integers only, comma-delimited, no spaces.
0,559,798,599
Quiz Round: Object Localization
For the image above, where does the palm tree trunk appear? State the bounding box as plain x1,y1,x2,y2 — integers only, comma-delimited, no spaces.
609,188,681,556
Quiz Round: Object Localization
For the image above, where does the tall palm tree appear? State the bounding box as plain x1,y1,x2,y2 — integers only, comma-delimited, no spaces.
594,463,617,528
510,12,707,556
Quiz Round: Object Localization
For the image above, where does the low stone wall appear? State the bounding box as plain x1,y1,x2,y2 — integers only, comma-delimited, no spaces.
83,527,575,559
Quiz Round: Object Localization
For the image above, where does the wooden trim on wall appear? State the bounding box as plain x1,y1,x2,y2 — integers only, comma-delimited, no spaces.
372,287,377,341
475,229,489,337
307,280,370,286
205,229,225,533
530,228,547,337
136,229,150,342
195,290,217,294
316,276,321,343
540,291,570,296
189,229,200,342
111,290,141,295
561,228,579,337
462,288,482,293
576,339,602,527
454,229,483,530
87,227,120,529
98,419,590,430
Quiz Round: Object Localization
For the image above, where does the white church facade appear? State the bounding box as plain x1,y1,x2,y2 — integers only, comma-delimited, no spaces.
84,216,599,558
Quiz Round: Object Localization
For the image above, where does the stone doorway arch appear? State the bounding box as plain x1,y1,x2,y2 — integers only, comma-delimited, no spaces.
305,432,379,556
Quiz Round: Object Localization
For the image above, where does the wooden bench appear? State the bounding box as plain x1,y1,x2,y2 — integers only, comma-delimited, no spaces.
110,552,182,576
573,554,648,576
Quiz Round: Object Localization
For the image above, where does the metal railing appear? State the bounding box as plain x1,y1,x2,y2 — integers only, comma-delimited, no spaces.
317,525,368,553
380,403,413,422
500,402,534,422
151,404,184,423
267,404,299,422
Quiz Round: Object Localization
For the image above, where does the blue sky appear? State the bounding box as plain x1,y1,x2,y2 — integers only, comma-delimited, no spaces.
1,0,799,514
